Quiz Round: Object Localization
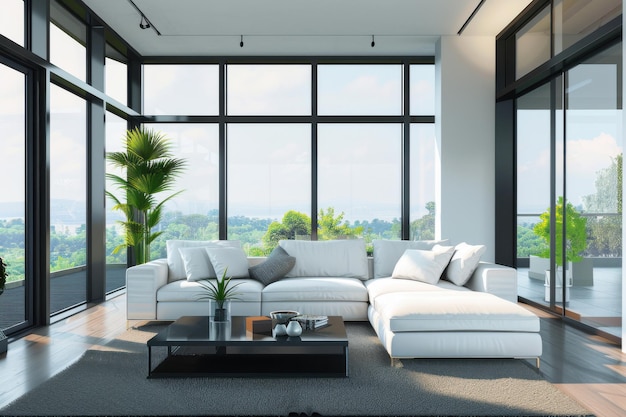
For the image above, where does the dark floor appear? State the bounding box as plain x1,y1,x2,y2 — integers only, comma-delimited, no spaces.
518,266,622,338
0,264,126,330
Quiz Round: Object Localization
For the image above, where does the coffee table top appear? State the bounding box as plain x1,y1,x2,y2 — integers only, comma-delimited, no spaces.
147,316,348,348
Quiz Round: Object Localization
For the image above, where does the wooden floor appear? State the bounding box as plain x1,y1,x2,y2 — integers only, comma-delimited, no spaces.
0,296,625,417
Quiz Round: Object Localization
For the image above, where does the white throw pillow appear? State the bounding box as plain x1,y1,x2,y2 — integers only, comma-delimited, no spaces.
372,239,450,278
166,240,241,281
205,246,250,278
279,239,368,279
445,242,486,286
391,245,455,285
179,247,214,281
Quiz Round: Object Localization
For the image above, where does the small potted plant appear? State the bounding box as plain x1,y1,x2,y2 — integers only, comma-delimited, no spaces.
533,197,588,301
0,256,8,354
197,268,241,321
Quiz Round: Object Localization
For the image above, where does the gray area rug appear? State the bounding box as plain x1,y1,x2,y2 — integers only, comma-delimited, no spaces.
0,322,593,417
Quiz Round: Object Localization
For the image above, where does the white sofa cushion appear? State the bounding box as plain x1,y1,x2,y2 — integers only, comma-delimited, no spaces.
391,245,455,285
372,239,449,278
178,247,213,281
157,278,263,303
445,242,487,286
262,277,368,302
205,246,250,278
374,290,540,333
365,277,468,306
166,240,241,281
279,239,369,279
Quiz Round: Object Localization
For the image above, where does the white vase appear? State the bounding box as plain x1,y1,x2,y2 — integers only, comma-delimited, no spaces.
286,320,302,337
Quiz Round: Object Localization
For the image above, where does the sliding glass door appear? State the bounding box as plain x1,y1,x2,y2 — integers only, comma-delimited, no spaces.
516,42,623,338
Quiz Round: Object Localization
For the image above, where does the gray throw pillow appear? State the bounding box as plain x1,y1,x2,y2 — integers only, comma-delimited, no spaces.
249,246,296,286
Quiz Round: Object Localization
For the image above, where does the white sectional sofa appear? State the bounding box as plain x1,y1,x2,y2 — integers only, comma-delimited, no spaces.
126,238,542,363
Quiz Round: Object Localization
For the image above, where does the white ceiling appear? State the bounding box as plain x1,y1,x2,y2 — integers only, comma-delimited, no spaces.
81,0,534,56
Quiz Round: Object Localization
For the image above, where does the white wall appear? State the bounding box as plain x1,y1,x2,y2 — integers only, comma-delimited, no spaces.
622,2,625,351
435,36,496,261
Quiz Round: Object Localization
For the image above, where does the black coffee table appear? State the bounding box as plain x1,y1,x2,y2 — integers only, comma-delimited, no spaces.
147,315,348,378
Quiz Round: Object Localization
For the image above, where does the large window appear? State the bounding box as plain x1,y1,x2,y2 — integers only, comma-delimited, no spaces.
499,0,622,340
143,61,435,254
49,84,87,314
0,62,26,332
105,111,127,293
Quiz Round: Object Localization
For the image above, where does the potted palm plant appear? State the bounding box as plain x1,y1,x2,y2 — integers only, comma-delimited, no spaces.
196,268,242,321
106,127,186,265
0,256,8,354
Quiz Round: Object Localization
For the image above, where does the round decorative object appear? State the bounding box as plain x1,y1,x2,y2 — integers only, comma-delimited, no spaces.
274,323,287,337
286,320,302,337
269,310,299,325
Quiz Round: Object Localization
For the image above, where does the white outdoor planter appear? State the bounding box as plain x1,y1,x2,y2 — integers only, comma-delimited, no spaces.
544,268,573,302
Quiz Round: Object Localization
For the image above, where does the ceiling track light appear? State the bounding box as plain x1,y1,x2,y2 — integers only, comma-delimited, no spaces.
371,35,375,48
139,15,150,30
127,0,160,35
240,35,244,48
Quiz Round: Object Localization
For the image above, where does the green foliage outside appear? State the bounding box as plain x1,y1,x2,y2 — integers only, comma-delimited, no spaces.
0,202,437,283
518,154,622,259
582,154,622,257
410,201,435,240
533,196,588,266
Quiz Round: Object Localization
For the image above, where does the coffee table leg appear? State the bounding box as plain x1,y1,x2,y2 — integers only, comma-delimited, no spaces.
344,345,349,377
147,346,152,377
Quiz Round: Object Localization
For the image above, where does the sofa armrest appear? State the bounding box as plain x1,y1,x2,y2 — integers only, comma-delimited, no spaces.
464,262,518,303
126,258,169,320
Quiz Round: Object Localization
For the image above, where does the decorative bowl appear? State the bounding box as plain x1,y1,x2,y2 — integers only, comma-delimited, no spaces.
269,310,299,325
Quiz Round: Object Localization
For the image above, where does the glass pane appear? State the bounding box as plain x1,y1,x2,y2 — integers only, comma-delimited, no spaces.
410,124,436,240
516,83,553,304
143,124,220,260
318,65,402,115
516,6,551,79
227,124,311,255
105,54,127,105
554,0,622,54
565,42,622,337
143,65,219,115
105,111,127,293
0,63,26,332
410,65,435,115
0,0,24,46
50,10,87,82
49,85,87,314
318,124,401,243
227,65,311,115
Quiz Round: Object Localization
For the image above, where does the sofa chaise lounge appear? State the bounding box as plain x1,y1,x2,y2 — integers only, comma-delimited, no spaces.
126,239,542,364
